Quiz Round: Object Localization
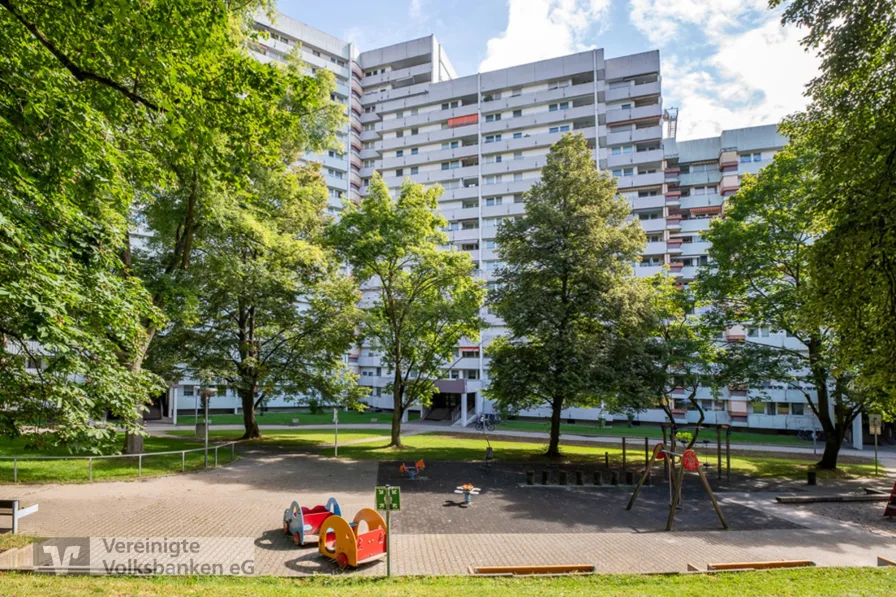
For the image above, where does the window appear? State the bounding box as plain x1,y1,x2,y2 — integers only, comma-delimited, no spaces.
441,141,459,150
740,154,752,164
411,148,418,155
612,168,634,177
465,370,479,380
484,175,502,185
513,109,522,118
410,167,418,174
549,125,570,134
484,134,502,143
548,102,568,112
485,197,502,206
313,50,321,57
461,350,479,358
513,132,522,139
396,130,404,138
183,385,194,397
363,179,370,187
513,173,522,182
411,108,418,115
514,151,523,160
621,103,633,110
486,240,497,249
411,128,418,135
441,161,459,170
363,123,375,131
511,87,522,97
751,400,764,414
363,159,375,168
791,403,804,416
440,100,459,110
513,194,524,203
395,169,403,177
485,113,501,122
396,150,403,157
752,152,762,162
461,221,479,230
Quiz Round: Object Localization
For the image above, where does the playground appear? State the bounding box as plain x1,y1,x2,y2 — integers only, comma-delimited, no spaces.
2,436,894,578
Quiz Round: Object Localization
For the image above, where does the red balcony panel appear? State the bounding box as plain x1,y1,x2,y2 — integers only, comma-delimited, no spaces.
447,114,478,128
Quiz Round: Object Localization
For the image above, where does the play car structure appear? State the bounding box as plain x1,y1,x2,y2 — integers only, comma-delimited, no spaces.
319,507,388,569
282,497,341,546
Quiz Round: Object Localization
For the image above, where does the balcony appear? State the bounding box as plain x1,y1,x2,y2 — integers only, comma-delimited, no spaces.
666,239,682,253
680,193,723,211
615,171,665,189
351,62,363,80
607,148,664,168
635,264,664,278
679,170,721,187
606,125,663,146
480,104,596,136
725,332,746,342
630,195,664,210
644,241,667,254
381,123,478,151
605,103,663,126
483,81,596,113
605,80,661,103
680,241,711,257
378,103,478,134
640,218,666,233
351,79,363,98
679,217,712,234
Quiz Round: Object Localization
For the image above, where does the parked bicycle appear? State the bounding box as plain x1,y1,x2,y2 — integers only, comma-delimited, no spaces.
473,414,495,432
797,428,825,442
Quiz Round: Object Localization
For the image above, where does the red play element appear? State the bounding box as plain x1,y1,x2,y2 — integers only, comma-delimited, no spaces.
682,449,700,471
653,443,666,460
303,505,334,527
884,481,896,519
356,528,387,562
336,552,349,570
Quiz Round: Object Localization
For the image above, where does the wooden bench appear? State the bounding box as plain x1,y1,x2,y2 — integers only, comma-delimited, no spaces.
0,499,39,534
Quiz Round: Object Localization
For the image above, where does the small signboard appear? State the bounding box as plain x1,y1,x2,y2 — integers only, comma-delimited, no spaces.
375,486,401,511
869,414,883,436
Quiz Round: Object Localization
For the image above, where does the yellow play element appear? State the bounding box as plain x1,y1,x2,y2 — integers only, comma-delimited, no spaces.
318,507,388,569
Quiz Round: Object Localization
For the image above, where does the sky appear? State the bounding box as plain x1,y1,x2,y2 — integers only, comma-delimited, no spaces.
275,0,820,141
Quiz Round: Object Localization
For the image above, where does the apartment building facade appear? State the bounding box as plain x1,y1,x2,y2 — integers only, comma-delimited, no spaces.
163,12,850,439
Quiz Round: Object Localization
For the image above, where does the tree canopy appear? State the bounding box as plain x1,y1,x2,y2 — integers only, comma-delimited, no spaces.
485,133,647,457
328,173,484,447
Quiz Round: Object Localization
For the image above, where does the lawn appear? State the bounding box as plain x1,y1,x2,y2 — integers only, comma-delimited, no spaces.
177,410,418,426
0,568,893,596
333,432,878,480
0,435,236,484
500,419,811,447
166,428,390,451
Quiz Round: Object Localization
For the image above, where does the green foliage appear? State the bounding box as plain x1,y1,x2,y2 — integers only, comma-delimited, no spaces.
770,0,896,402
696,143,874,468
328,173,484,446
485,133,648,456
150,165,364,439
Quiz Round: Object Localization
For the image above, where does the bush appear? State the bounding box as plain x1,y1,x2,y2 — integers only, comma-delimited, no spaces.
308,398,321,415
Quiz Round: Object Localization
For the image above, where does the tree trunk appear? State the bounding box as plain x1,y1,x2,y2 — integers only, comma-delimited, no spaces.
546,396,563,458
240,390,261,440
817,425,846,470
122,338,153,454
389,369,404,448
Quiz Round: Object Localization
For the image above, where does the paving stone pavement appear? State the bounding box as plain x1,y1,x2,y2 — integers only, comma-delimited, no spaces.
4,446,896,576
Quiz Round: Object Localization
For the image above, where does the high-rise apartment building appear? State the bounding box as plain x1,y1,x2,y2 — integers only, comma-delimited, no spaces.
165,12,834,438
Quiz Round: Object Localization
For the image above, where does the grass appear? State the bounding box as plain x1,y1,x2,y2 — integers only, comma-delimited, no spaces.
0,534,40,553
333,432,878,479
166,428,389,446
0,435,237,485
0,568,894,596
500,419,811,447
178,410,418,427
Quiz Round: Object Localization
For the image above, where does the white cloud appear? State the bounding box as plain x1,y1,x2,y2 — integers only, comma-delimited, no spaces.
479,0,611,72
409,0,424,21
627,0,819,139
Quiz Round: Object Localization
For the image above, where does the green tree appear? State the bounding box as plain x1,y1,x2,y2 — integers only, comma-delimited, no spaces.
328,174,484,447
697,145,875,469
772,0,896,400
0,2,343,451
152,166,364,439
485,133,647,458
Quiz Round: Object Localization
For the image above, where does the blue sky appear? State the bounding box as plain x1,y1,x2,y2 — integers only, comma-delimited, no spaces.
276,0,819,140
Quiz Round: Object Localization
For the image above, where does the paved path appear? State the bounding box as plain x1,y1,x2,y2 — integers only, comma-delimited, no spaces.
149,421,896,466
6,445,896,576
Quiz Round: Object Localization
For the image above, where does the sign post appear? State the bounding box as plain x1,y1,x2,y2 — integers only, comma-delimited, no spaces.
333,408,339,457
375,485,400,576
869,414,883,477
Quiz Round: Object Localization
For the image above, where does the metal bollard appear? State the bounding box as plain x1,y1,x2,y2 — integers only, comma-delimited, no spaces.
215,446,219,468
558,470,568,485
138,454,142,477
594,471,603,486
604,452,609,469
231,443,235,461
526,471,535,485
181,451,186,472
13,458,17,483
541,470,549,485
89,458,93,482
610,471,619,486
625,470,635,485
575,470,584,486
807,469,817,486
622,437,627,470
